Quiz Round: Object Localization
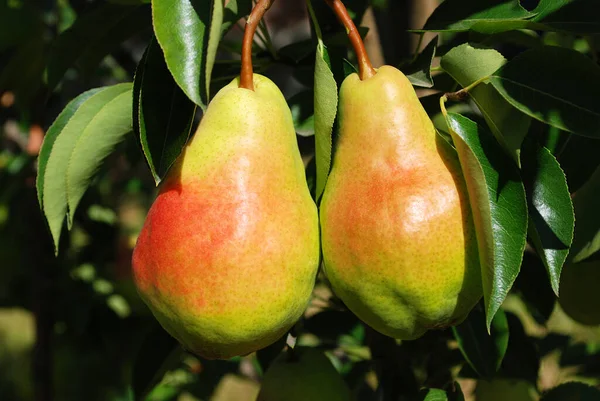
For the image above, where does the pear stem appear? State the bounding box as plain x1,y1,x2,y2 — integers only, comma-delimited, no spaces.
444,75,490,102
324,0,376,81
240,0,275,91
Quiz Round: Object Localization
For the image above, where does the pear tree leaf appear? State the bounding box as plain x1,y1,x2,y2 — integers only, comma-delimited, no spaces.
440,43,531,165
133,39,196,185
402,36,437,88
38,83,132,253
46,3,149,91
152,0,223,109
309,0,339,202
221,0,252,35
521,142,574,295
419,0,535,33
37,88,104,208
452,305,509,378
533,0,600,33
445,113,528,328
569,167,600,263
418,383,465,401
489,46,600,138
540,382,600,401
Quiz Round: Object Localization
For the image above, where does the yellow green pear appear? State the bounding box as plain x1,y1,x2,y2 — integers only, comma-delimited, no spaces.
132,75,320,359
256,347,353,401
559,259,600,326
320,65,482,340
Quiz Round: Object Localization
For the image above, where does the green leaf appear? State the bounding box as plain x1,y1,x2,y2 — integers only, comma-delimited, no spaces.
420,0,535,33
418,388,449,401
152,0,223,108
46,4,149,91
402,36,437,88
534,0,600,33
540,382,600,401
489,46,600,138
132,324,181,401
569,166,600,263
314,43,338,201
221,0,252,35
452,305,509,378
521,143,574,295
39,83,132,252
445,113,528,328
440,43,531,164
133,39,196,185
37,88,104,209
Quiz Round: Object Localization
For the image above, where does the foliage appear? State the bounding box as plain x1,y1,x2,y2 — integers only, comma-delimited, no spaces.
1,0,600,400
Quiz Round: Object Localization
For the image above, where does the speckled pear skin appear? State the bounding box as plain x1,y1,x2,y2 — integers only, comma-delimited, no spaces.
132,75,320,360
320,66,482,340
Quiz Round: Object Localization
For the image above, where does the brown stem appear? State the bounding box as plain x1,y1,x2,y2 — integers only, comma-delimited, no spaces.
240,0,275,90
324,0,376,80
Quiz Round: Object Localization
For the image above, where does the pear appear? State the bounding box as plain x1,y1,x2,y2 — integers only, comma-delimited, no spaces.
559,259,600,326
320,66,482,340
256,347,353,401
132,75,320,359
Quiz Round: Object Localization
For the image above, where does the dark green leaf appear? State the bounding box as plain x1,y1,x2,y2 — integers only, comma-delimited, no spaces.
418,388,449,401
540,381,600,400
534,0,600,33
314,43,338,200
133,39,196,185
440,43,531,164
132,324,181,401
38,83,132,252
569,166,600,263
420,0,535,33
452,305,509,378
288,91,315,137
445,113,528,327
402,36,437,88
489,46,600,138
152,0,223,108
557,134,600,193
46,4,149,91
500,313,540,382
521,143,574,294
221,0,252,36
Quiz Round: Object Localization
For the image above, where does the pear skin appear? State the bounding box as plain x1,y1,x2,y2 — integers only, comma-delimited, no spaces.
320,66,482,340
257,347,353,401
132,75,320,359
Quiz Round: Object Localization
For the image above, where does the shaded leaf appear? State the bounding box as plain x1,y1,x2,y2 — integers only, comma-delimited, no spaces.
221,0,252,35
0,0,44,51
534,0,600,33
420,0,535,33
445,113,528,327
0,35,46,107
569,166,600,263
452,305,509,378
440,43,531,164
402,36,437,88
38,83,132,252
288,91,315,137
521,142,574,294
152,0,222,108
314,43,338,200
540,381,600,400
489,46,600,138
133,39,196,185
46,3,149,90
132,324,181,401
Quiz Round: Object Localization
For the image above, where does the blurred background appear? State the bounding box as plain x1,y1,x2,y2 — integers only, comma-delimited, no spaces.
1,0,599,400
